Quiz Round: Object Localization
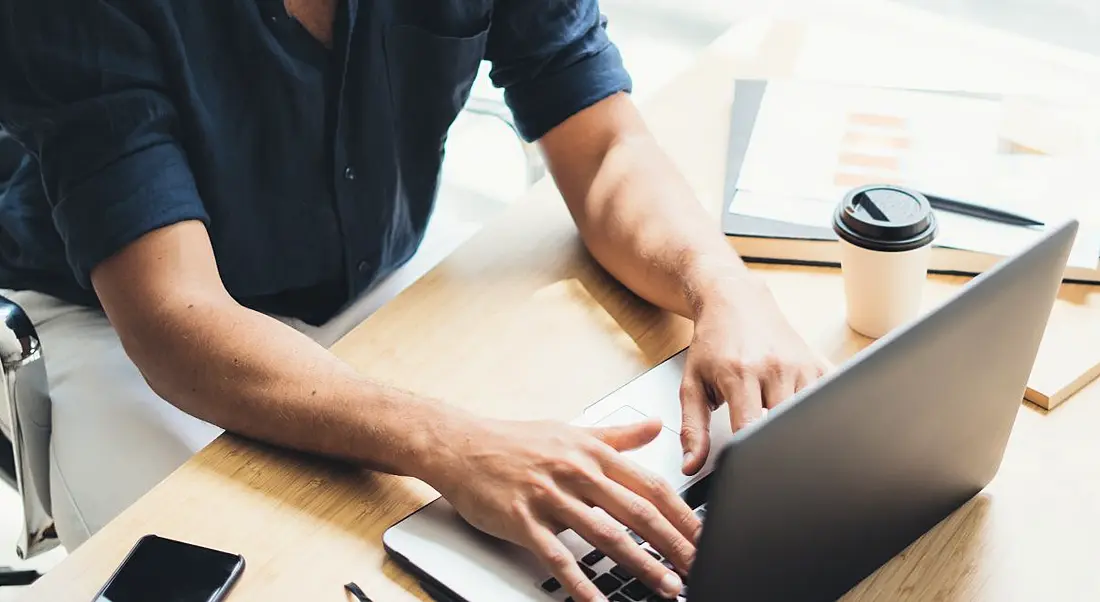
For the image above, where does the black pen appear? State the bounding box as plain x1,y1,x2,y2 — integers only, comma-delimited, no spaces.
923,192,1045,228
345,582,373,602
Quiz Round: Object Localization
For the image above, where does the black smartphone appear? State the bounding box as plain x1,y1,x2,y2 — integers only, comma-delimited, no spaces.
92,534,245,602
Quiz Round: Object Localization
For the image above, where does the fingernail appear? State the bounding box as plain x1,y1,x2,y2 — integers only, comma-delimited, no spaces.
660,571,683,597
682,451,693,467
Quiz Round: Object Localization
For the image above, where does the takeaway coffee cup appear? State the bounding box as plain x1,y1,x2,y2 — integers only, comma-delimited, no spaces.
832,185,938,339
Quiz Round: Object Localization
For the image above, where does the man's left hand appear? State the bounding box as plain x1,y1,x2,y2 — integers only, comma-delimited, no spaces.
679,280,830,475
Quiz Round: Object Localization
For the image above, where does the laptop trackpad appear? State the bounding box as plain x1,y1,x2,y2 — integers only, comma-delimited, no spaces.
594,406,692,491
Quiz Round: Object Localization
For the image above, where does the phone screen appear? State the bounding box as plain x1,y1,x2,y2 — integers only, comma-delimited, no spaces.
94,535,244,602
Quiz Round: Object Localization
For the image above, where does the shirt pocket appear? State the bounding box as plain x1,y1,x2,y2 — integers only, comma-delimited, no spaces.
382,24,488,210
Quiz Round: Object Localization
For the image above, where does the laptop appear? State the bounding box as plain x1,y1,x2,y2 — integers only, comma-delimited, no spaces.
384,220,1078,602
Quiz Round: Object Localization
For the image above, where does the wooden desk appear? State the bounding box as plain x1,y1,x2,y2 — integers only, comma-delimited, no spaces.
23,14,1100,602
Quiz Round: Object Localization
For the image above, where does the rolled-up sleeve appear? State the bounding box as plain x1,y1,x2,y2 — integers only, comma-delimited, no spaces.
485,0,633,142
0,1,208,288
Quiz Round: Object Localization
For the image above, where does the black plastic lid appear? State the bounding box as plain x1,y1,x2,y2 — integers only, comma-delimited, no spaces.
832,185,937,252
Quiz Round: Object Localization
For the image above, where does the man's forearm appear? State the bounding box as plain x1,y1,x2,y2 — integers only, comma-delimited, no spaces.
113,293,467,480
541,93,766,319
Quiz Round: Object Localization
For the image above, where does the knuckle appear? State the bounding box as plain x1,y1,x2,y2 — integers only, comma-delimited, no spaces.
679,421,701,440
678,506,698,529
734,354,782,381
761,353,786,375
679,425,698,446
555,460,600,488
627,497,654,522
543,547,573,570
640,471,668,498
636,556,667,582
592,519,625,545
524,473,558,502
713,366,747,391
549,454,584,477
508,499,530,523
579,436,611,457
667,536,692,561
712,363,739,380
717,360,748,381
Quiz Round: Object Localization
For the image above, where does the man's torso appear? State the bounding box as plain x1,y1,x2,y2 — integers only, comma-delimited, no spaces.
0,0,494,324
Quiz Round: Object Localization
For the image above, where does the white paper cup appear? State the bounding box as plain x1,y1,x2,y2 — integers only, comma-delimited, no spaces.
833,185,937,339
838,238,931,338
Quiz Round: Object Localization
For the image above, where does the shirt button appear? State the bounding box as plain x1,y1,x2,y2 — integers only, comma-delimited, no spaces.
344,166,356,181
357,260,369,273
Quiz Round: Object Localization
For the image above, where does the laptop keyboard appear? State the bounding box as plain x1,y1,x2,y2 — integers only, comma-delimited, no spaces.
539,504,706,601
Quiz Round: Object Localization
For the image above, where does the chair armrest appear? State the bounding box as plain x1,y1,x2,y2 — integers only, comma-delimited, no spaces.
0,433,15,491
0,294,58,559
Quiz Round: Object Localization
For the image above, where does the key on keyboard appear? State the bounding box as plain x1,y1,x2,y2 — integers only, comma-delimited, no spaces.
610,564,634,581
582,549,606,566
593,573,623,595
621,578,654,600
541,501,710,600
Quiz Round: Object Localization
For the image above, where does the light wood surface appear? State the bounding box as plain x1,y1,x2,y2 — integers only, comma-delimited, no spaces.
715,10,1100,411
22,12,1100,602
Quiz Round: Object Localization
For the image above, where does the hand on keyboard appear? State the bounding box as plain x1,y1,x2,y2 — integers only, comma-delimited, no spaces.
541,507,705,601
427,416,700,602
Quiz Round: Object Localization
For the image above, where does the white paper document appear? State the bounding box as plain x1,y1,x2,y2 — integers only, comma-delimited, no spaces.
728,81,1100,269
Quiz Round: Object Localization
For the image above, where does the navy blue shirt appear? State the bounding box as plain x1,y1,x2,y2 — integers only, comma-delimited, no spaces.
0,0,631,324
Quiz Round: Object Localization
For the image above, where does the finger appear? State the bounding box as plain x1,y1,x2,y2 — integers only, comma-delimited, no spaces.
589,418,663,452
678,375,712,475
761,371,797,409
599,448,702,547
525,521,607,602
717,372,763,432
794,367,819,393
585,468,695,576
555,496,684,599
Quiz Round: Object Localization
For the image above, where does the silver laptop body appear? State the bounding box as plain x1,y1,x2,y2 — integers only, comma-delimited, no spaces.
384,220,1077,602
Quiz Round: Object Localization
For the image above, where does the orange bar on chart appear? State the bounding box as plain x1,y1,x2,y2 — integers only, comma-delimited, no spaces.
846,113,907,129
841,131,911,149
838,152,901,170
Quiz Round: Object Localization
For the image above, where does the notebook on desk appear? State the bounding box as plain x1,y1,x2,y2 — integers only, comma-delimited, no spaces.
721,79,1100,409
721,79,1100,284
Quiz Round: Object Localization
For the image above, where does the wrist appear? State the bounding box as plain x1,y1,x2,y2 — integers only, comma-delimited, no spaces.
682,252,771,320
396,400,481,488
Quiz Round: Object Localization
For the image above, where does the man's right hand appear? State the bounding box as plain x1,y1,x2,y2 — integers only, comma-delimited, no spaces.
90,221,693,602
426,417,698,602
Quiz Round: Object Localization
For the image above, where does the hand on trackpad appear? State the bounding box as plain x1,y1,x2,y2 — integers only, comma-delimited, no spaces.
594,406,695,490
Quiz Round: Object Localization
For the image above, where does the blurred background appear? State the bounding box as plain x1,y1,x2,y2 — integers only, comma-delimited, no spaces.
437,0,1100,250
